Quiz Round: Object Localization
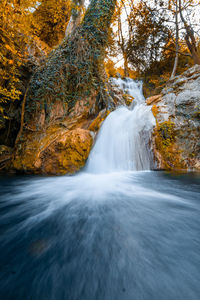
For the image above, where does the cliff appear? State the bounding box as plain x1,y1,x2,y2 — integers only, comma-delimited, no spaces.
12,82,125,175
1,65,200,174
147,65,200,171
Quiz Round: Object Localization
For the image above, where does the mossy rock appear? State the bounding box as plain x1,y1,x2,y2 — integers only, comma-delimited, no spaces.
153,121,186,170
13,126,93,175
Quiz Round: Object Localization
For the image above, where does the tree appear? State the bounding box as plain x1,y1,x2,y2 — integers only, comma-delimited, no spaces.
115,0,200,81
116,2,129,76
65,0,85,37
171,0,180,78
0,0,72,145
32,0,71,47
0,0,37,122
17,0,117,137
126,1,170,73
179,0,200,65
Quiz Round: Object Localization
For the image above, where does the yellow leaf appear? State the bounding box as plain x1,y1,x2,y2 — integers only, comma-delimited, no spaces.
5,44,17,55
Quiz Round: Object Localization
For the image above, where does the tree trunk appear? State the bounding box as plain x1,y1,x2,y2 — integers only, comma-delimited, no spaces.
185,33,200,65
118,11,129,77
179,0,200,65
171,0,179,79
23,0,117,130
65,0,85,37
123,53,129,77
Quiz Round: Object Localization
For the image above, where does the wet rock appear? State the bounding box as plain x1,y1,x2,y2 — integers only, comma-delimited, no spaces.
146,94,162,105
13,120,94,175
39,128,93,175
147,65,200,171
88,109,109,132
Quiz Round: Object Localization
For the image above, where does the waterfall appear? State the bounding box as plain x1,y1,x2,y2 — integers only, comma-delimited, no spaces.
2,80,200,300
86,78,156,173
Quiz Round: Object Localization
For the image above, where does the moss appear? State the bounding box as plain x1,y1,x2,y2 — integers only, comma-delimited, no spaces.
13,125,67,173
88,110,110,131
193,106,200,120
153,120,186,170
157,121,175,147
59,130,93,174
24,0,117,127
151,105,159,118
122,93,134,106
13,125,94,175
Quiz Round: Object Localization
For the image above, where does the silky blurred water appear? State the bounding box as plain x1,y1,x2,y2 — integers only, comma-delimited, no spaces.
87,79,155,172
0,171,200,300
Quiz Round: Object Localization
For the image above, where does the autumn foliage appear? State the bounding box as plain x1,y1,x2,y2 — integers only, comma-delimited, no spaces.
0,0,71,126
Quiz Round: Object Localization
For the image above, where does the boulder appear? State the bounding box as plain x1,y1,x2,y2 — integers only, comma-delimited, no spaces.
13,122,93,175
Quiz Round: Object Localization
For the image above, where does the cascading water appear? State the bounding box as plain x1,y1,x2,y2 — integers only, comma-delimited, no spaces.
86,78,156,173
1,79,200,300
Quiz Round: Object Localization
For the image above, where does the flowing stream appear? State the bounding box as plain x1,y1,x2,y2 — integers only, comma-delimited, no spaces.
0,79,200,300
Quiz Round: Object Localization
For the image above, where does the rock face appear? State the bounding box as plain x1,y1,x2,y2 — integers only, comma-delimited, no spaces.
147,65,200,171
10,65,200,174
12,83,125,175
13,125,93,175
13,115,95,175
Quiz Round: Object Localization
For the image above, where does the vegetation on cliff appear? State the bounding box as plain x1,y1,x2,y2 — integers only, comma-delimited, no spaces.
23,0,117,130
0,0,71,147
12,0,119,174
